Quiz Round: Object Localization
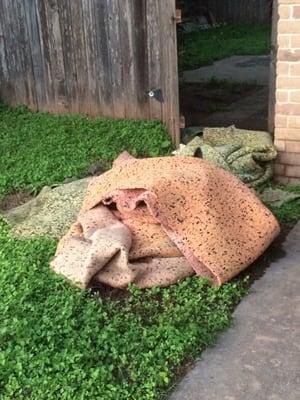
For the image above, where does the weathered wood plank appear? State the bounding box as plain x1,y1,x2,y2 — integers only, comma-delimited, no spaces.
118,0,140,119
15,0,37,109
106,0,125,118
35,0,55,110
159,0,180,145
1,0,23,106
0,0,11,104
24,0,46,109
146,0,163,122
0,0,181,143
93,0,113,117
69,0,90,114
132,0,150,120
58,0,79,113
43,0,68,112
82,0,100,115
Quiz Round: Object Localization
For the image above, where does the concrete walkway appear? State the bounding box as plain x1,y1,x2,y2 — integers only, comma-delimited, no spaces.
170,222,300,400
182,55,270,85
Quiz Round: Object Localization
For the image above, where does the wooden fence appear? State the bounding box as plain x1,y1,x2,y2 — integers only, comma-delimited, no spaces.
0,0,180,143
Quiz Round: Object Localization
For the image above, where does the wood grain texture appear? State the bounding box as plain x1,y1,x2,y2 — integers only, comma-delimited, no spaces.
0,0,180,143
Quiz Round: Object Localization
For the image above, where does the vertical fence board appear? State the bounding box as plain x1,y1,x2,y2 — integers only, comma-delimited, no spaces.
24,0,46,109
58,0,78,113
0,0,180,143
132,0,150,120
160,0,180,144
119,0,139,119
93,0,114,117
82,0,101,115
35,0,55,110
106,0,125,118
15,0,37,109
0,1,11,104
44,0,68,112
69,0,89,114
2,0,21,106
146,0,163,122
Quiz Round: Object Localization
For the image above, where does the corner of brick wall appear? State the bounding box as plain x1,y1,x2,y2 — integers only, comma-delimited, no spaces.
274,0,300,182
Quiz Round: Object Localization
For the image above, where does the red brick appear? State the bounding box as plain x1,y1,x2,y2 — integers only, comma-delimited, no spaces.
285,140,300,152
274,139,286,151
274,163,286,175
286,165,300,177
279,0,300,4
286,176,300,183
278,20,300,34
293,5,300,18
278,35,291,48
278,151,300,165
290,63,300,76
277,77,300,89
290,35,300,47
275,115,289,129
277,49,300,61
276,103,300,115
290,90,300,102
279,5,291,18
288,116,300,128
277,62,290,75
275,127,300,140
274,176,289,184
275,114,288,128
276,90,289,102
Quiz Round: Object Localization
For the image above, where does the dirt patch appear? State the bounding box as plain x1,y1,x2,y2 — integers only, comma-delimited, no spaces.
0,191,33,212
180,82,268,130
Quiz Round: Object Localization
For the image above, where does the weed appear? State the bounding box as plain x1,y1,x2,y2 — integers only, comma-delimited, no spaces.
0,103,172,198
0,219,245,399
269,184,300,223
0,103,296,399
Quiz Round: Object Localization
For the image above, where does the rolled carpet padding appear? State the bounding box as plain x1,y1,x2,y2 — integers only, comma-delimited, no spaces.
173,126,277,187
51,156,280,288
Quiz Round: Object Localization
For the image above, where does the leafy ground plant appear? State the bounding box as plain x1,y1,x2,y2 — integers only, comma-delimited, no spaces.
0,103,298,399
0,103,172,198
0,103,245,399
0,219,245,399
178,23,271,71
270,184,300,222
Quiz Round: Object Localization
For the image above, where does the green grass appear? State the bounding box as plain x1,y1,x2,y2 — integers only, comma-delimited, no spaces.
0,104,245,399
0,218,245,399
178,24,271,71
0,103,299,399
0,103,172,198
270,185,300,223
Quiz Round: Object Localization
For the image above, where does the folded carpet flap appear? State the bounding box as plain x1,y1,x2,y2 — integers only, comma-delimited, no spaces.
51,203,195,289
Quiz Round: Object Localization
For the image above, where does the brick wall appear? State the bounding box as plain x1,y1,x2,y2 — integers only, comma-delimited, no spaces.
274,0,300,183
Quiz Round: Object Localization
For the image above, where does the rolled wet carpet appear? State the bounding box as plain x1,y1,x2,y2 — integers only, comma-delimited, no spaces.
51,155,280,289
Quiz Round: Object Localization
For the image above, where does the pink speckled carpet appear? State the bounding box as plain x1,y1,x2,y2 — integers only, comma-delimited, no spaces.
51,154,280,289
